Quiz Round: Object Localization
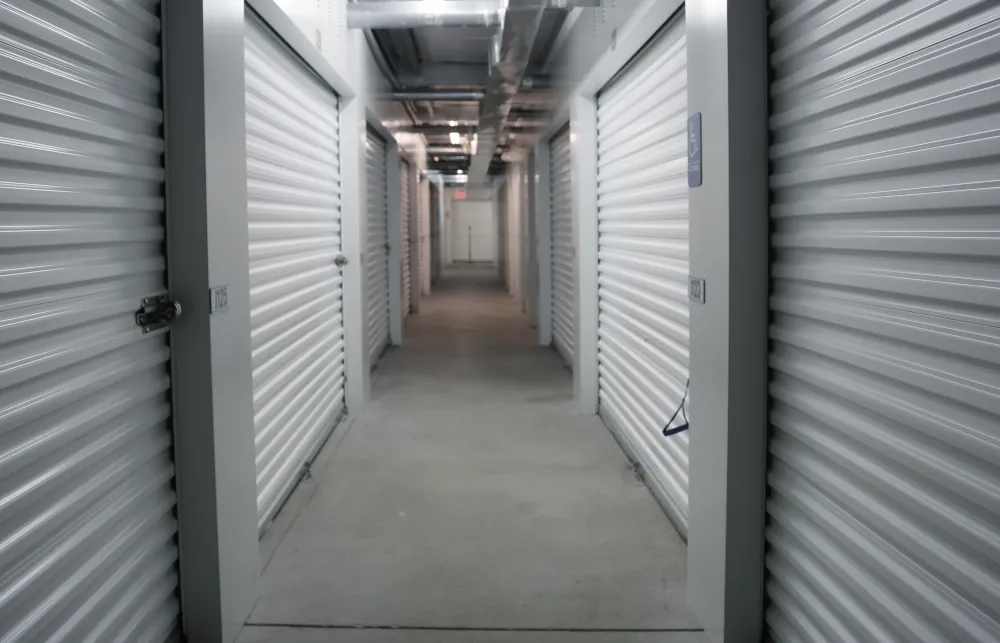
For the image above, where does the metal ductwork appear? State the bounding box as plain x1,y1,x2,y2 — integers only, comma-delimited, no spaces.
388,91,485,102
347,0,598,29
348,1,501,29
467,1,547,183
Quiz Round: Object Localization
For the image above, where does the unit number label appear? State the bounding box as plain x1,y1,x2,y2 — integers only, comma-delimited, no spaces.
210,285,229,314
688,276,706,304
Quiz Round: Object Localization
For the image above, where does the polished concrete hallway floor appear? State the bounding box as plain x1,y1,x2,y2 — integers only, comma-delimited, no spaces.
238,266,703,643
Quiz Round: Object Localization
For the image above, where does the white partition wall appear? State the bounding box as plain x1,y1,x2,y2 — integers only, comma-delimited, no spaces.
365,128,391,364
594,15,691,536
764,3,1000,641
245,10,347,533
549,126,575,367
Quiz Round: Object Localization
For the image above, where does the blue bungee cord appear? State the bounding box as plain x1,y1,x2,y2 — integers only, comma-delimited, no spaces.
662,379,689,437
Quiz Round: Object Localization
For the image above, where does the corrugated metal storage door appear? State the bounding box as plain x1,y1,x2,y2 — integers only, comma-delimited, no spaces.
0,2,181,640
766,4,1000,641
549,126,574,366
366,129,390,364
245,12,346,533
595,15,690,536
401,159,412,317
420,178,431,294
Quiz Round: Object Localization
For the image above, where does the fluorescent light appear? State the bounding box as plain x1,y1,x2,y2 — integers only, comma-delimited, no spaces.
448,120,458,126
457,169,464,175
449,132,461,145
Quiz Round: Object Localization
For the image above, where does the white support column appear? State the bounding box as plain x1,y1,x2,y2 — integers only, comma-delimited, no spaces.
339,39,371,414
386,140,403,345
162,1,258,641
686,1,770,641
535,138,553,346
570,94,599,415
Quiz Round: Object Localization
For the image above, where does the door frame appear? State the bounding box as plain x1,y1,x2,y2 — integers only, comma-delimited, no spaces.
547,0,770,640
163,0,366,639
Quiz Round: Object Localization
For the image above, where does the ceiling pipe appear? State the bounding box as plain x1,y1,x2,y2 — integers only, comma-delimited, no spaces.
387,91,485,102
401,126,477,135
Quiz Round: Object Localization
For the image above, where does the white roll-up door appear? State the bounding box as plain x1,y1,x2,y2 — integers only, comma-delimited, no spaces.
595,15,690,536
401,159,412,317
245,11,346,533
766,4,1000,642
549,126,574,366
0,2,181,640
366,129,390,364
420,178,432,294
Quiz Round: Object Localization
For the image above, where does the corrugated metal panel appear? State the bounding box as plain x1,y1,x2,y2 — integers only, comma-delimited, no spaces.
595,15,689,537
549,126,574,366
766,3,1000,641
0,1,180,640
245,11,346,533
366,129,390,364
401,159,412,317
420,178,431,294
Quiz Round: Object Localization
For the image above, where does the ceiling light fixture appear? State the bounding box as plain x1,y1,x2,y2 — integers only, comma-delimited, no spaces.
457,169,464,175
449,132,461,145
448,120,458,126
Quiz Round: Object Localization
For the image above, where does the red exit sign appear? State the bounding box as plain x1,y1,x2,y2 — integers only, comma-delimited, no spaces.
455,188,466,200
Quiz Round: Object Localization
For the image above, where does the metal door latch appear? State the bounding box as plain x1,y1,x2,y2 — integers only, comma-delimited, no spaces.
136,294,182,333
334,254,349,267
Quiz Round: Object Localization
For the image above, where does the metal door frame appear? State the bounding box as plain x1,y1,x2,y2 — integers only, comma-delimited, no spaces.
162,0,366,639
547,0,770,640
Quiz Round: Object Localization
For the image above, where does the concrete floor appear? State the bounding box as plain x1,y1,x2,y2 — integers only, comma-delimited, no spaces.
239,265,703,643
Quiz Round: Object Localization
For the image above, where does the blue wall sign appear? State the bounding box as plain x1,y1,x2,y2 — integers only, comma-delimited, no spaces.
688,112,702,188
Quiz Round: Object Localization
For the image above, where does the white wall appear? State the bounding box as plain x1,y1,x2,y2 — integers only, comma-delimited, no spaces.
449,198,496,263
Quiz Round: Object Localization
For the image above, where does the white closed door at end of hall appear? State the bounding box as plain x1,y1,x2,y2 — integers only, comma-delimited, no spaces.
0,1,181,640
549,126,574,367
245,11,346,533
765,4,1000,642
366,129,391,364
595,15,690,536
401,159,412,317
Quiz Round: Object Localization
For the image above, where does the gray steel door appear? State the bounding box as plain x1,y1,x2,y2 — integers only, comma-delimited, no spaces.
401,159,412,317
595,14,690,536
366,129,390,364
549,126,574,366
766,3,1000,641
245,10,346,534
0,1,181,640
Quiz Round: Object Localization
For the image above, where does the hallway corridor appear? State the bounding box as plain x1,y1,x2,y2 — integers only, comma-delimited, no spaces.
238,266,703,643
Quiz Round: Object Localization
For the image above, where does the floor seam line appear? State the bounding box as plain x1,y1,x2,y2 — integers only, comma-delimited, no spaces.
244,623,706,633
